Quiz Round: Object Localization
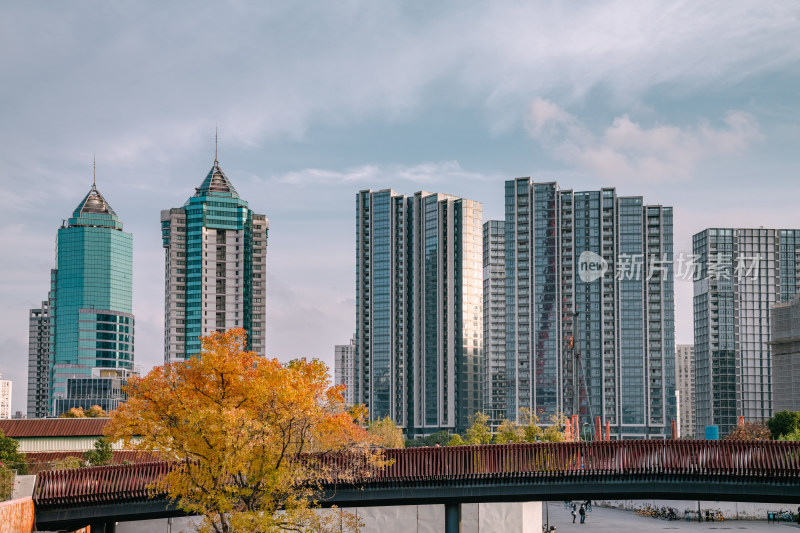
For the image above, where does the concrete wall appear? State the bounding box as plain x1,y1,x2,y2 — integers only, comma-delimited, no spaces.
115,502,543,533
12,476,36,500
0,497,33,533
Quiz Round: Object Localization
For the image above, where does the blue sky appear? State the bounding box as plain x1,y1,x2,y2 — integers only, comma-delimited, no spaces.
1,1,799,413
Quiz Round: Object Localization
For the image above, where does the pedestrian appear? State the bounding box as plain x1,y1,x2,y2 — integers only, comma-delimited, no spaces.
579,504,586,524
571,503,577,523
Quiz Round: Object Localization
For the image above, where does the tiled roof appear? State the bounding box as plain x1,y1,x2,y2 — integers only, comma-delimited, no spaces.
0,418,109,438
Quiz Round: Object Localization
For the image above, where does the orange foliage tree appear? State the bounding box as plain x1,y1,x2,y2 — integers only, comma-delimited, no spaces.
105,329,376,533
724,420,772,441
59,405,108,418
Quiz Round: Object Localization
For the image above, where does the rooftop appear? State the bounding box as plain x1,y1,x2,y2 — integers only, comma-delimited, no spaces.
0,418,108,438
193,159,239,199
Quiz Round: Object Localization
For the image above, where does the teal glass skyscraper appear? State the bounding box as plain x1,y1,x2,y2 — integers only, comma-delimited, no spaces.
161,156,268,361
27,181,135,417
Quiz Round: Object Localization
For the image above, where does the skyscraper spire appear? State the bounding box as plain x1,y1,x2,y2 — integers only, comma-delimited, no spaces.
215,127,218,163
93,154,96,189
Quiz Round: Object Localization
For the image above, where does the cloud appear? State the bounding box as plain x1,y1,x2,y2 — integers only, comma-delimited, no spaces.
526,99,762,182
278,161,496,186
1,1,798,165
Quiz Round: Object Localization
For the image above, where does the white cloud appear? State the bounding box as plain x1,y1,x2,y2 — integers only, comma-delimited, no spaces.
278,161,495,186
1,1,798,164
526,98,762,182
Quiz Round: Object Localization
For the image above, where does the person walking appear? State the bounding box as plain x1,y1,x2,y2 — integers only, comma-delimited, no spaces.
579,504,586,524
571,503,577,523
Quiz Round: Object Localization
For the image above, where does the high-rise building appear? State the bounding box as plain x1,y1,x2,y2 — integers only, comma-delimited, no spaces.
770,295,800,412
355,189,483,436
161,156,268,361
334,335,357,406
675,344,695,438
27,181,135,417
497,179,676,439
28,304,51,418
483,220,507,428
0,374,11,419
693,228,800,437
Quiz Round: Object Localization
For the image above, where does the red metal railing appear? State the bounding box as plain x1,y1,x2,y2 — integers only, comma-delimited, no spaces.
34,440,800,507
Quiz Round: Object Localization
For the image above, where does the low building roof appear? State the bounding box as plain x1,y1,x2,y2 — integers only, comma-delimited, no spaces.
0,418,109,438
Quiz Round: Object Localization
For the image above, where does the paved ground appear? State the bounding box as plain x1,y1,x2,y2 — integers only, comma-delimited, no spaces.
542,504,800,532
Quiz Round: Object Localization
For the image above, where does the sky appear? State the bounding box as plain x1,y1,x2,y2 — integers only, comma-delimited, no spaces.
1,1,799,414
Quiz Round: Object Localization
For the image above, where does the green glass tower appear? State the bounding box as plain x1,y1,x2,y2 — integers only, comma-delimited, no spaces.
28,182,134,417
161,156,268,361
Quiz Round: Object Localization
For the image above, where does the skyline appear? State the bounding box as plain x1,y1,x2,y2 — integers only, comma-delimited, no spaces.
2,2,800,414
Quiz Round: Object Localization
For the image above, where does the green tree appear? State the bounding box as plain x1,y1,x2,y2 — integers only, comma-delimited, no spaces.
367,416,405,448
518,408,544,442
0,429,27,474
51,456,84,470
540,414,568,443
0,467,13,500
766,411,800,439
84,437,114,466
446,434,465,446
405,430,450,448
463,412,492,445
778,428,800,441
494,418,524,444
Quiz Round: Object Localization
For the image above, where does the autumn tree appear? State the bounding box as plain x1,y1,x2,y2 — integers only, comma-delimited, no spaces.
724,420,772,441
367,416,405,448
59,405,108,418
105,329,376,533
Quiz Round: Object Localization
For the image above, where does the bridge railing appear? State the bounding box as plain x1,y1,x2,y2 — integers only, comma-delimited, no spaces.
318,440,800,482
33,440,800,507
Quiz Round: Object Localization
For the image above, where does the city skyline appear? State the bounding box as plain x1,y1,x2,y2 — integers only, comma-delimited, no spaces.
2,2,800,413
